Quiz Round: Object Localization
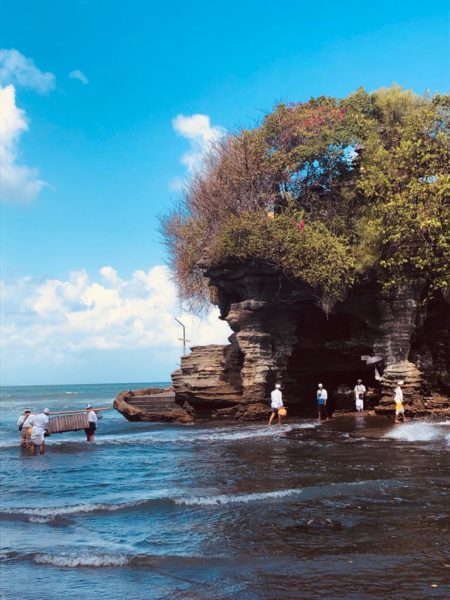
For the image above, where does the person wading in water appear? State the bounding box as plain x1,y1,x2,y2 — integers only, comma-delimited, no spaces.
17,408,32,449
85,405,101,441
268,384,284,426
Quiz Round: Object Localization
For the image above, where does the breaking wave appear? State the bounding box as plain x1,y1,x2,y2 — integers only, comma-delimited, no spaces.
175,488,303,506
1,486,306,520
1,423,300,451
33,552,129,567
384,421,450,442
1,550,227,571
0,499,154,520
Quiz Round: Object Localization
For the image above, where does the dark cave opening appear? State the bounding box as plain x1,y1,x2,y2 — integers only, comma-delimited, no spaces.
283,300,380,415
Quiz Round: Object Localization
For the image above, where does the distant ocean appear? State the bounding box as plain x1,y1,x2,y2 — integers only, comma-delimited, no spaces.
1,383,449,600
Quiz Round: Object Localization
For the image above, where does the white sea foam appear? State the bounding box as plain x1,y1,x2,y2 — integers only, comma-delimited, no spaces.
175,488,302,506
384,422,447,442
33,552,129,567
1,422,313,451
46,424,297,447
29,515,55,523
1,499,150,519
0,441,18,449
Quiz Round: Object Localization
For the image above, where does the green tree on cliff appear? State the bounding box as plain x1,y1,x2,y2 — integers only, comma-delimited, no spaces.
162,86,450,313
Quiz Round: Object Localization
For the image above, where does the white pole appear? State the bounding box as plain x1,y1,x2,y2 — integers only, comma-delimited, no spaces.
174,318,190,357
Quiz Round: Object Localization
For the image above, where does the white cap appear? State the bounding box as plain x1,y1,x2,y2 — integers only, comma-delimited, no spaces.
43,408,50,415
86,404,93,409
397,380,404,385
275,383,281,389
318,383,323,387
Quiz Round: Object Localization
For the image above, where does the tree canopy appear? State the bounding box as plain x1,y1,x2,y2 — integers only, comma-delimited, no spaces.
162,86,450,313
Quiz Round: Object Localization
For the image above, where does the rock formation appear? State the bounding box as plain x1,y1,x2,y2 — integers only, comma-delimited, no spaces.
170,263,450,420
114,388,193,423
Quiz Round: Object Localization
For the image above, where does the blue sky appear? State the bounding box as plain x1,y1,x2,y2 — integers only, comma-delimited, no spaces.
1,0,449,385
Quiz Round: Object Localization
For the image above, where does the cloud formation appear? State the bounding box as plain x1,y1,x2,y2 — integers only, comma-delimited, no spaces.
0,49,54,202
0,49,55,93
1,265,231,374
0,85,46,202
69,69,89,84
172,113,225,175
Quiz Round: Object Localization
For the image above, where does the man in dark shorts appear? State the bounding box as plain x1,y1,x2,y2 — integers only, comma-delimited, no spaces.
84,404,98,442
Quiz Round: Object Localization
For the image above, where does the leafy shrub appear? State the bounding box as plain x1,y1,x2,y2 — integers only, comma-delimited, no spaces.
162,86,450,313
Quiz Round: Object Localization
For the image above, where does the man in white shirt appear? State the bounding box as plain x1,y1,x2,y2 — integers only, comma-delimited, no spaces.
354,379,366,412
317,383,328,421
17,408,32,449
28,408,50,455
268,384,284,426
394,381,406,423
85,404,99,442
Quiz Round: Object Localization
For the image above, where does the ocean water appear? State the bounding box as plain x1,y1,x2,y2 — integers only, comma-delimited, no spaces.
1,383,449,600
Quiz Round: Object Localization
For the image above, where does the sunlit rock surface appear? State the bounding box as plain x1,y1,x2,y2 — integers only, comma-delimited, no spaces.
171,263,450,420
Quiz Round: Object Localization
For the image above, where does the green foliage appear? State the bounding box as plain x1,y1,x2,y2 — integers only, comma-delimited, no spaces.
162,86,450,313
211,210,355,302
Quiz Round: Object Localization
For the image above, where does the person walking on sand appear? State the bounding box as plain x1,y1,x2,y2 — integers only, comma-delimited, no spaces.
28,408,50,455
268,384,284,426
354,379,366,412
17,408,32,449
317,384,328,421
84,404,100,442
394,381,406,424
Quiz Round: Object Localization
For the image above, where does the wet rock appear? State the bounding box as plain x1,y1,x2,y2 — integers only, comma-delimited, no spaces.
171,341,243,418
114,388,193,423
376,361,425,416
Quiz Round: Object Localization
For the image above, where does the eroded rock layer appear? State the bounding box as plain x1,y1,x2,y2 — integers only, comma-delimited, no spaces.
171,263,450,420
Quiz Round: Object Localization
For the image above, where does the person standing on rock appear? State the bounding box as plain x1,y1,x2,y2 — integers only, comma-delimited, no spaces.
394,381,406,424
268,383,284,426
317,384,328,421
354,379,366,412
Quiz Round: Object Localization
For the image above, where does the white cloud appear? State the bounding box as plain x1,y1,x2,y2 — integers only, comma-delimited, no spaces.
0,49,55,93
172,113,225,177
0,85,46,202
69,69,89,85
1,265,232,372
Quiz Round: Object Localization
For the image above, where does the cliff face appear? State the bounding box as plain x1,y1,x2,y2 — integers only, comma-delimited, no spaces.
171,263,450,419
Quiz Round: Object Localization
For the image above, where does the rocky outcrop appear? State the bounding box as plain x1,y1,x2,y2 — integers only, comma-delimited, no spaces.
375,361,424,415
171,342,243,418
114,388,193,423
170,263,450,420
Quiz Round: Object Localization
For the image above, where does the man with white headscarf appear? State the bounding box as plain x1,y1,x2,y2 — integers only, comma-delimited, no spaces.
268,383,284,426
28,409,50,455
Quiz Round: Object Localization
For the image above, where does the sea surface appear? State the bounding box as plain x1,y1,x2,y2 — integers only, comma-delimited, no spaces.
1,383,449,599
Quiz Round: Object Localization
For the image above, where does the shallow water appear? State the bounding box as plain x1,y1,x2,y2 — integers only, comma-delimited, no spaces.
1,384,449,599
